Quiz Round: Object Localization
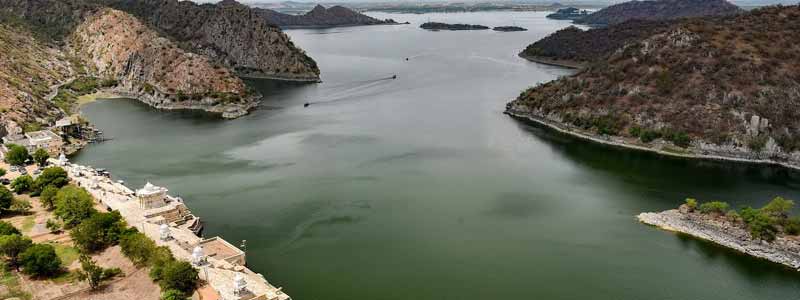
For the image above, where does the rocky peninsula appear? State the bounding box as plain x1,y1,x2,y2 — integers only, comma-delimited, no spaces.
420,22,489,31
638,198,800,270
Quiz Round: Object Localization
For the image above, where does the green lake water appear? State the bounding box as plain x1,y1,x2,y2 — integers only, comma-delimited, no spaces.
74,11,800,300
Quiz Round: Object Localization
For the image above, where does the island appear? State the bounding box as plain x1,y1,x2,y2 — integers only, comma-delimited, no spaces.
420,22,489,31
545,7,590,20
493,26,528,32
639,197,800,270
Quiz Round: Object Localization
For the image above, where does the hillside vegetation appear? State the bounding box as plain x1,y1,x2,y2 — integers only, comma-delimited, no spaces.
576,0,741,26
509,5,800,165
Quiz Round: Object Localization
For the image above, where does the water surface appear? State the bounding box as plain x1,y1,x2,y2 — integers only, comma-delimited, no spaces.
75,11,800,300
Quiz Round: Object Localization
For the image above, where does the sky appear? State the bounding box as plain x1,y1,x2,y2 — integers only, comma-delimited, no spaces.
192,0,799,3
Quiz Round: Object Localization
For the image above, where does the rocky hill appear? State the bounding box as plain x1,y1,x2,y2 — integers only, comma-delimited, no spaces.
0,23,72,135
70,8,256,118
520,20,671,68
507,5,800,168
256,4,399,28
576,0,741,26
102,0,320,81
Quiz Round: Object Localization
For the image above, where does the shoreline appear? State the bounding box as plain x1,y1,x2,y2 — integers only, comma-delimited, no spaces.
517,53,586,69
638,209,800,271
504,110,800,171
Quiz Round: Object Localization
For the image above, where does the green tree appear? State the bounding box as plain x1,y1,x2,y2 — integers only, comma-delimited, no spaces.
119,231,157,266
76,254,121,289
70,211,126,253
699,201,730,214
32,148,49,167
19,243,61,277
45,219,62,233
740,206,778,242
158,261,199,295
4,144,29,166
161,289,188,300
0,220,20,236
10,175,33,194
761,196,794,219
0,185,14,212
39,185,59,210
0,168,6,177
54,186,96,228
149,246,176,281
0,234,32,270
32,167,69,195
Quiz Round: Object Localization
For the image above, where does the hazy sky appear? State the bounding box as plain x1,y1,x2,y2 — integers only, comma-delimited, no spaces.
193,0,798,3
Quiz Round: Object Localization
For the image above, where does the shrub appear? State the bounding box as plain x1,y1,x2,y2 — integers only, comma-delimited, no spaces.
4,144,29,166
71,211,126,253
726,210,740,222
10,198,31,213
11,175,33,194
640,129,662,143
0,221,20,236
32,148,49,167
0,168,6,177
699,201,729,214
161,289,188,300
54,186,96,228
45,219,62,233
32,167,69,195
19,243,61,277
740,206,778,241
157,261,199,295
684,198,698,212
0,185,13,212
761,196,794,219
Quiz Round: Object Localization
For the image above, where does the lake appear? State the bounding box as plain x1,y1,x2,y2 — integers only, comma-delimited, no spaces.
74,11,800,300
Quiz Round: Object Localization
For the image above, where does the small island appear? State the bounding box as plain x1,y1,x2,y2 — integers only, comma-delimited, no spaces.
639,197,800,270
493,26,527,32
420,22,489,31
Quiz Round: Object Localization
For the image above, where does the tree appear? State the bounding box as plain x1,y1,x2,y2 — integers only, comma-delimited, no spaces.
761,196,794,219
19,243,61,277
70,212,126,253
119,231,157,266
699,201,730,214
158,261,199,295
10,198,31,213
11,175,33,194
684,198,697,212
40,185,59,210
0,234,32,270
740,206,778,242
4,144,29,166
54,186,96,228
161,289,188,300
0,221,20,236
76,254,121,289
32,148,49,167
32,167,69,194
0,168,6,177
0,185,13,212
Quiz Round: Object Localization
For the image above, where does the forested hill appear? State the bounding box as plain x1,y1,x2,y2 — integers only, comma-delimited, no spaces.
509,6,800,164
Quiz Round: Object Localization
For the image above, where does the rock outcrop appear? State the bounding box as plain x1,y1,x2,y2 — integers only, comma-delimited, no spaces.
576,0,741,26
256,4,399,28
638,209,800,270
70,8,257,118
508,5,800,169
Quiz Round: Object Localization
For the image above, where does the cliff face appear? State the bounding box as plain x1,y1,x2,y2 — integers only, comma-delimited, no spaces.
508,6,800,167
0,23,72,135
70,8,257,118
576,0,740,26
256,4,397,28
104,0,320,81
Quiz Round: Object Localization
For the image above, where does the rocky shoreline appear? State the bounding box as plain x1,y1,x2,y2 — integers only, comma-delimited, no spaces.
637,209,800,270
100,87,261,119
517,53,586,69
504,109,800,171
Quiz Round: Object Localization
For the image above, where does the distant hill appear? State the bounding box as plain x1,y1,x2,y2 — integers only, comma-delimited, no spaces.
520,20,671,67
546,7,590,20
256,4,399,28
576,0,741,26
508,5,800,167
